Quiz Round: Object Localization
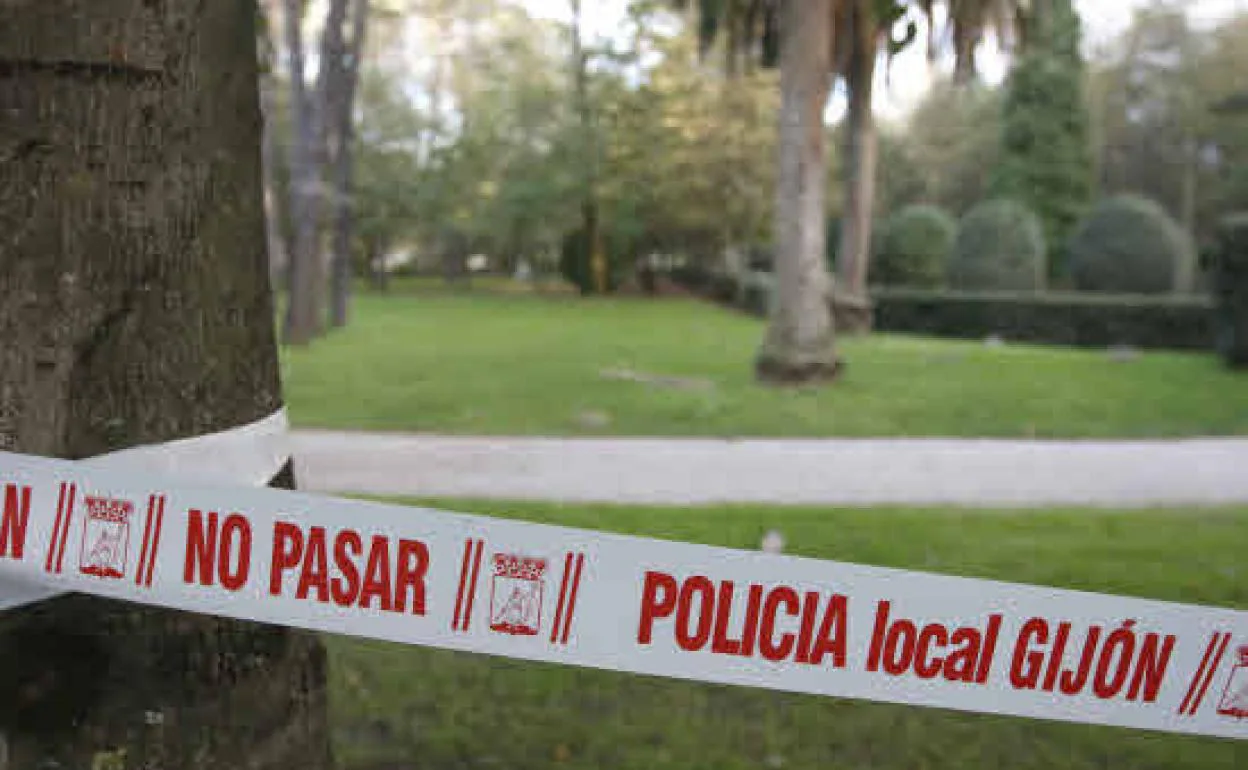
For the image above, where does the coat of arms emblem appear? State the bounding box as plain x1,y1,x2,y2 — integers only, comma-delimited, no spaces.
489,553,546,636
1218,645,1248,719
78,496,133,579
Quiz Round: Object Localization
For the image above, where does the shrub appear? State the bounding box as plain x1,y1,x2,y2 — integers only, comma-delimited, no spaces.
872,288,1214,351
1068,195,1193,295
948,199,1047,291
1213,213,1248,367
874,205,956,288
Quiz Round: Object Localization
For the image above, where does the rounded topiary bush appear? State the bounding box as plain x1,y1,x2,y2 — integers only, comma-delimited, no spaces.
948,199,1047,291
875,204,956,288
1068,195,1193,295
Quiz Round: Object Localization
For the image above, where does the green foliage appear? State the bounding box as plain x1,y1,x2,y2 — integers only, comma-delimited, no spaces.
601,26,778,262
1068,195,1192,295
874,205,956,288
873,288,1214,351
1213,212,1248,366
948,199,1047,291
879,82,1002,217
989,0,1093,280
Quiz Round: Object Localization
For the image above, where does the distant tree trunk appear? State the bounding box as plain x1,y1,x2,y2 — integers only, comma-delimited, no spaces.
329,0,370,328
755,0,843,383
571,0,606,295
283,0,325,344
1178,137,1198,293
369,236,390,291
259,1,290,287
835,8,879,310
261,75,290,285
0,1,331,767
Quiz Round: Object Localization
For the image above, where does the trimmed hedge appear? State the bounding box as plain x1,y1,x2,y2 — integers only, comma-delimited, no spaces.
872,288,1214,351
667,267,1215,351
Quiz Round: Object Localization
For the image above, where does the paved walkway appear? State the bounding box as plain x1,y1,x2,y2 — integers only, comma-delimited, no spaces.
290,431,1248,508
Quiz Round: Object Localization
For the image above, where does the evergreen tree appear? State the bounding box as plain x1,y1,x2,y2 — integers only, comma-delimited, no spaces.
989,0,1093,283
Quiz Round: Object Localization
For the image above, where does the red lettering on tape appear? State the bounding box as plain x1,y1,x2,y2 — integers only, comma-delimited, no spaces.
0,484,32,560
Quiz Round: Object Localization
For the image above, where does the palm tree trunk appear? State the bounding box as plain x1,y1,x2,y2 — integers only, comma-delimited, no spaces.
0,1,330,766
755,0,843,384
835,20,879,307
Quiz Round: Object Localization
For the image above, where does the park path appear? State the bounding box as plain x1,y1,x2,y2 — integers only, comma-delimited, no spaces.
290,430,1248,508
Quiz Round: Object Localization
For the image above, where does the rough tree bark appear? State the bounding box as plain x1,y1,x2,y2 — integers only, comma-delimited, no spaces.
283,0,325,344
0,1,331,767
328,0,370,329
834,3,879,321
755,0,843,383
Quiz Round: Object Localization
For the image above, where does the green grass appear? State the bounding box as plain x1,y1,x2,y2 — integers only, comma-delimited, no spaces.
283,291,1248,438
328,501,1248,769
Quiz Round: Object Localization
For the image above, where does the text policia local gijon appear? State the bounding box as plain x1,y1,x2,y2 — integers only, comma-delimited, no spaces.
0,485,1176,706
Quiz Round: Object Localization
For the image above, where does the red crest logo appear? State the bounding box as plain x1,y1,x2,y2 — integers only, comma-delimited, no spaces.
489,553,547,636
1217,645,1248,719
78,496,133,579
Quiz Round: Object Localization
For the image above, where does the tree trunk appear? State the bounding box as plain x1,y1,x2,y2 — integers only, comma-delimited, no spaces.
571,0,606,295
329,0,370,329
261,73,290,286
259,1,290,289
0,1,331,767
1178,137,1198,294
755,0,843,384
283,0,325,345
835,15,879,310
369,236,390,292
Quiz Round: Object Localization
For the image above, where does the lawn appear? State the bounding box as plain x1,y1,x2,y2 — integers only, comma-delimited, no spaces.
282,290,1248,438
328,500,1248,769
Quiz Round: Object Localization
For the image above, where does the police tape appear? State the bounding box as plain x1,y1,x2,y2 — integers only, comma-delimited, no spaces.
0,448,1245,741
0,409,291,611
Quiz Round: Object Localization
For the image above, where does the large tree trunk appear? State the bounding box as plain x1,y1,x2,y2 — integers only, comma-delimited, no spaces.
329,0,370,329
0,1,331,767
755,0,843,384
835,9,879,325
283,0,325,345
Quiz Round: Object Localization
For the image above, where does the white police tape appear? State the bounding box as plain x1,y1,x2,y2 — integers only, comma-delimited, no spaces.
0,409,290,610
0,448,1245,741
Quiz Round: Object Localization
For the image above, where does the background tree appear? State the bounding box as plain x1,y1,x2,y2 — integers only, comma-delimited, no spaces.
674,0,1020,380
326,0,373,327
282,0,327,343
989,0,1093,282
0,0,329,765
832,0,914,311
1085,1,1248,271
886,77,1002,216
